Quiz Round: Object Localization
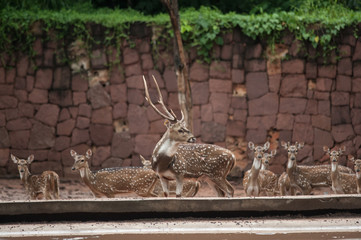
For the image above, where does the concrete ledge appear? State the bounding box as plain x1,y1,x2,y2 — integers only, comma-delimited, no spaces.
1,195,361,216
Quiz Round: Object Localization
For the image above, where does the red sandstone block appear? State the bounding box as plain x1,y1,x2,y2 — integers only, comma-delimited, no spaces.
191,81,209,105
35,68,52,89
57,119,76,136
91,106,112,125
91,49,108,69
246,72,268,99
282,59,305,74
123,48,139,65
353,39,361,61
331,124,354,142
91,146,111,166
16,55,28,77
318,65,336,78
209,79,232,93
244,59,266,72
210,61,231,79
28,122,55,149
338,58,352,76
35,104,60,127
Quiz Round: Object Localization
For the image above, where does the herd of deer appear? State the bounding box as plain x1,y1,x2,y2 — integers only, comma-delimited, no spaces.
10,76,361,200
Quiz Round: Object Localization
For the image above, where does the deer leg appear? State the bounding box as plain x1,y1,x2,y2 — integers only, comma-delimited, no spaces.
159,177,170,197
140,178,159,197
224,179,234,197
211,178,232,197
54,177,60,199
205,178,225,197
50,175,59,199
175,175,184,198
92,191,104,198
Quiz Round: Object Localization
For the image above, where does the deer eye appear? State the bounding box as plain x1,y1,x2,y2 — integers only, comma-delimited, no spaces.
178,129,184,133
81,159,85,162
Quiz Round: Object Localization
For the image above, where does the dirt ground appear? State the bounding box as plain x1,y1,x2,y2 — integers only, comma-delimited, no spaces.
0,178,248,201
0,177,336,201
1,178,359,240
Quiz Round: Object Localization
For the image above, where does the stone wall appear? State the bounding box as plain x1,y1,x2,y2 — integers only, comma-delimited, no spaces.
1,24,361,178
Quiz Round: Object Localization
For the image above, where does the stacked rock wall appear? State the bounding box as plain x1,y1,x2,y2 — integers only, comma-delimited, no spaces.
1,24,361,177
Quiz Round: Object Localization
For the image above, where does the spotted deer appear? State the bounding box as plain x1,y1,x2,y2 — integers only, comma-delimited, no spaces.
143,75,235,197
349,156,361,194
278,142,353,196
259,150,279,195
261,151,275,170
11,154,59,200
140,155,200,197
323,147,357,194
70,149,158,198
243,142,278,196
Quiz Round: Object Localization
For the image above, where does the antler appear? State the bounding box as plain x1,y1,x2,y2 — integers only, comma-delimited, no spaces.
143,75,178,122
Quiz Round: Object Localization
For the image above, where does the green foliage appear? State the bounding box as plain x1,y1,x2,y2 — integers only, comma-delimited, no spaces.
0,2,360,65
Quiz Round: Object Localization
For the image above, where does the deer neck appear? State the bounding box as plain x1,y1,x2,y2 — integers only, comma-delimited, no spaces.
153,130,180,159
20,167,32,188
79,163,96,187
356,173,361,193
330,161,339,179
286,157,297,179
357,172,361,181
249,157,262,183
261,164,267,170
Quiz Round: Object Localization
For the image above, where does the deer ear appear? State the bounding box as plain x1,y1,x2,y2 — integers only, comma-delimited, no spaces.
27,155,34,164
298,142,305,149
140,155,146,164
86,149,92,158
264,142,270,150
348,155,355,162
248,142,255,150
70,149,77,157
281,141,287,149
323,146,329,153
11,154,17,164
164,120,171,128
271,149,277,156
340,145,346,153
140,155,150,166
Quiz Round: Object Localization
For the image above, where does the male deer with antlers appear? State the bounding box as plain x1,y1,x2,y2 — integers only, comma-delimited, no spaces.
71,149,158,198
243,142,278,196
278,142,353,195
11,154,59,200
143,75,235,197
323,146,357,194
140,155,200,197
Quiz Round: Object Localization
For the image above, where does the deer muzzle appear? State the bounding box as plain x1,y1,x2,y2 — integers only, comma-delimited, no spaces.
187,137,196,143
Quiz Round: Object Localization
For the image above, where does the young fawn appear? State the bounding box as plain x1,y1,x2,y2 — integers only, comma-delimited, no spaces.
143,75,235,197
70,149,158,198
243,142,278,196
278,142,353,195
259,150,279,196
349,156,361,194
323,146,357,194
140,156,200,197
11,154,59,200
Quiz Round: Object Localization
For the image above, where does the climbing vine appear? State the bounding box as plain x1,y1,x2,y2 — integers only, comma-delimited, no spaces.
0,3,360,65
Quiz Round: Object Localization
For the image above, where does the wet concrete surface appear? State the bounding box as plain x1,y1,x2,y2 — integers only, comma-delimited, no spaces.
0,215,361,239
1,179,361,239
